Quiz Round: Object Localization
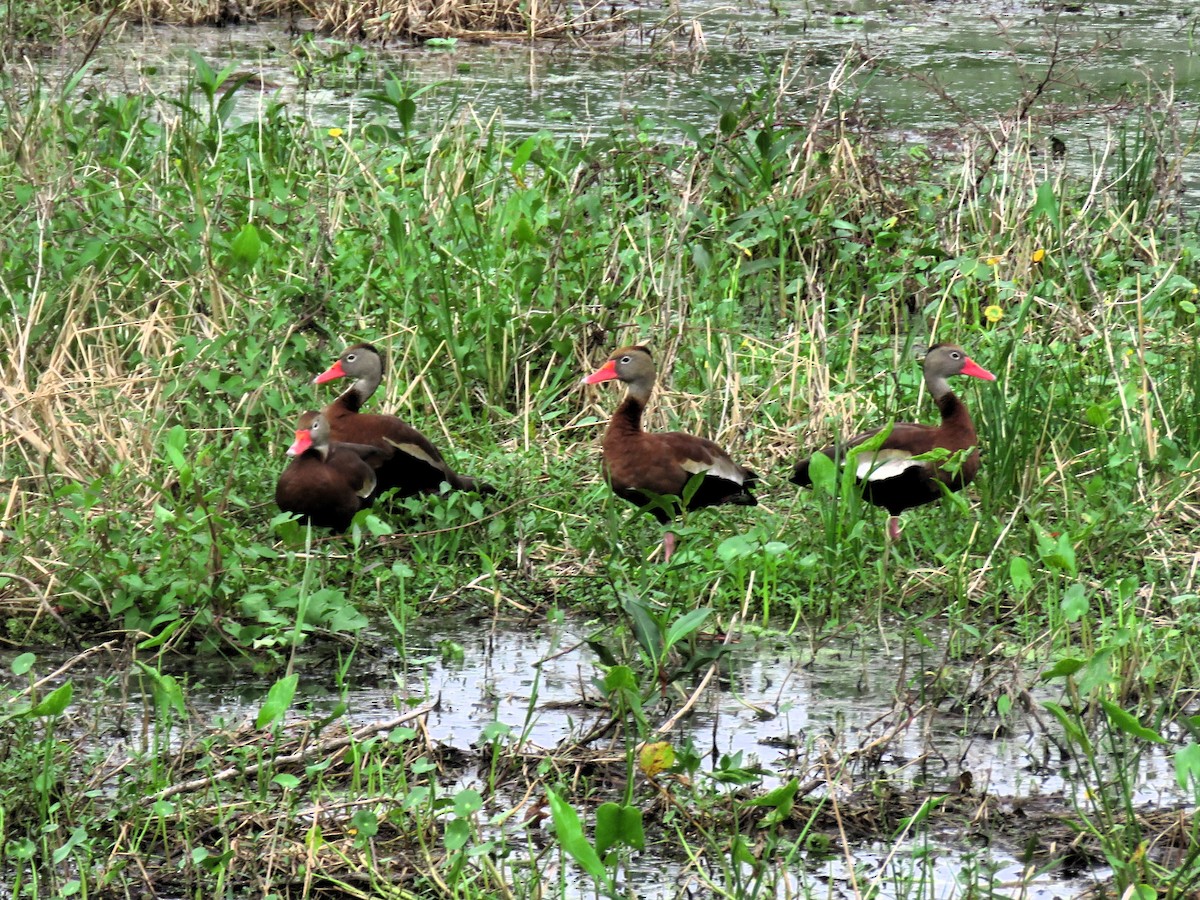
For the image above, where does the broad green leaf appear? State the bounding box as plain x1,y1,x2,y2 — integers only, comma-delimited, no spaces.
256,673,299,729
602,665,638,694
594,802,645,855
806,451,836,494
29,681,73,717
547,788,607,882
622,596,662,658
1009,557,1033,594
1030,179,1060,228
664,608,711,650
230,223,262,266
454,789,483,816
1042,657,1086,680
444,818,469,851
1061,583,1089,623
1100,699,1166,744
1175,743,1200,790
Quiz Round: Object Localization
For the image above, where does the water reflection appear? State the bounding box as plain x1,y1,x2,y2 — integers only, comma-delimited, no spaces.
74,0,1200,145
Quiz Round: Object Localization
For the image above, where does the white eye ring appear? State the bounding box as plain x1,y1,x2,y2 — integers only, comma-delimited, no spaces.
347,354,357,362
620,355,632,364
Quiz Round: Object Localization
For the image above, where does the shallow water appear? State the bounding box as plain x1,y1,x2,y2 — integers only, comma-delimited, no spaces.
76,1,1200,147
111,613,1178,898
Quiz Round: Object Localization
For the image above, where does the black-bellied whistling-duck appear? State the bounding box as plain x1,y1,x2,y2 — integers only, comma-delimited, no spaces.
790,343,997,540
275,411,389,532
313,343,494,498
584,345,758,561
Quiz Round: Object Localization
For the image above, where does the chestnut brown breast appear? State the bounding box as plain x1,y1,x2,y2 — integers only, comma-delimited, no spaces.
314,343,495,498
586,345,757,523
790,344,995,519
275,411,384,532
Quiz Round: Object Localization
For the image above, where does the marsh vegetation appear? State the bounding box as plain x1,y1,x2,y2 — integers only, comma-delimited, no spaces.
4,3,1200,898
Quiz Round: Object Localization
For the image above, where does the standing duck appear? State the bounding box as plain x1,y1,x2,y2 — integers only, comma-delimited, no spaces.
584,345,758,561
314,343,494,498
275,411,389,532
790,344,996,540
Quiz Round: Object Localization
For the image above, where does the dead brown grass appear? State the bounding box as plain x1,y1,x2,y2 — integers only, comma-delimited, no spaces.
309,0,623,42
109,0,297,26
107,0,624,39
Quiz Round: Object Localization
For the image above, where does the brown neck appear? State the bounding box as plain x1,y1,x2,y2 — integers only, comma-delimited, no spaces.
607,394,645,437
935,391,975,436
338,385,368,413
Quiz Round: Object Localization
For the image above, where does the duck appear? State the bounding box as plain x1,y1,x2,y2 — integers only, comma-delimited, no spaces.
790,343,996,540
274,411,389,532
313,343,495,498
583,345,758,561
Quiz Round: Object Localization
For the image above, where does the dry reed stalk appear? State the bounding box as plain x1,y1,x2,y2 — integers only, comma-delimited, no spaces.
308,0,622,42
114,0,297,26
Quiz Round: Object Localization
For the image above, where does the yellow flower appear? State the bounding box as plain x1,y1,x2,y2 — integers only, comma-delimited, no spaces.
984,304,1003,323
1032,248,1045,263
328,127,344,138
986,256,1001,266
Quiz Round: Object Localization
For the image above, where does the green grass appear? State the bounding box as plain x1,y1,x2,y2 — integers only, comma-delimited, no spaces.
4,36,1200,899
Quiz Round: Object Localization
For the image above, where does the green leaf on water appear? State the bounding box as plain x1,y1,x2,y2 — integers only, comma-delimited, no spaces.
730,834,756,865
11,653,34,676
745,777,799,826
602,665,638,694
134,663,186,719
257,673,299,729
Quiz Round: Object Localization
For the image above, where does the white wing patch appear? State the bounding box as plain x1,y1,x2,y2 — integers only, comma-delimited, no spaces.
357,470,377,499
680,455,746,484
384,439,440,468
856,449,924,482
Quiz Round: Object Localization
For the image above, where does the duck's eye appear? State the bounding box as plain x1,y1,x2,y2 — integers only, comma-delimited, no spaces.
950,351,961,359
346,354,356,362
619,355,632,364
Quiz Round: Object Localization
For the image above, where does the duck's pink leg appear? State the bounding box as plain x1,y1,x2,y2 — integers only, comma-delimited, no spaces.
887,516,902,542
662,531,677,562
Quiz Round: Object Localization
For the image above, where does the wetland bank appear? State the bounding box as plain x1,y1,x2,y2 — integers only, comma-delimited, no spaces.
5,1,1200,898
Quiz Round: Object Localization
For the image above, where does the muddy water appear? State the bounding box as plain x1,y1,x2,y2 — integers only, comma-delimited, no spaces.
157,615,1180,898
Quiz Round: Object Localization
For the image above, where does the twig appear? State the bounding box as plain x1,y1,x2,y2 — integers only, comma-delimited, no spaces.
153,705,434,803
